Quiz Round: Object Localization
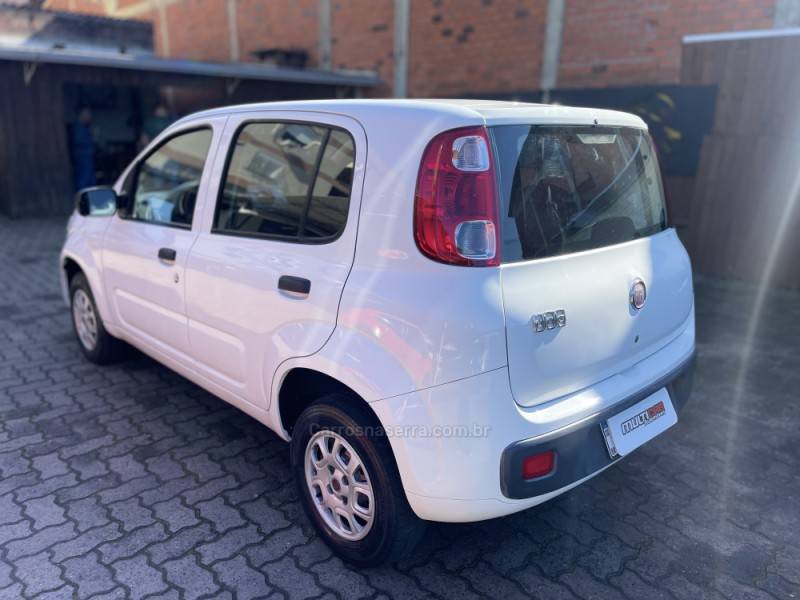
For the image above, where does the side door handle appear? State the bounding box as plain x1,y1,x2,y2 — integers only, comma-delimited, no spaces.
158,247,177,262
278,275,311,296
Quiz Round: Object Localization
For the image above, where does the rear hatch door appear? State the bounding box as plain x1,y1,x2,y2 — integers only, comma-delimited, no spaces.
491,124,693,407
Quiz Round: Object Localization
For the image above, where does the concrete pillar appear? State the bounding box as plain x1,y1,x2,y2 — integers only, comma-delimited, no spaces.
774,0,800,27
393,0,409,98
540,0,565,101
319,0,332,70
226,0,240,61
156,0,170,57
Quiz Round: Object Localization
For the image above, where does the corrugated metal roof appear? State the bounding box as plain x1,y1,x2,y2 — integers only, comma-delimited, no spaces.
0,45,380,87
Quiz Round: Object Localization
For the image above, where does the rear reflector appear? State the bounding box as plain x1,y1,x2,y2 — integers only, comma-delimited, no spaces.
521,450,555,480
414,126,500,266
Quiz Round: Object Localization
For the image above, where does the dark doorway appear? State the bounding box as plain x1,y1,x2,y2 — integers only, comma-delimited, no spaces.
63,83,171,189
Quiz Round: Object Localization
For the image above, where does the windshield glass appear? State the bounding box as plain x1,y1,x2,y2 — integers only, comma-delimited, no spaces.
491,125,667,262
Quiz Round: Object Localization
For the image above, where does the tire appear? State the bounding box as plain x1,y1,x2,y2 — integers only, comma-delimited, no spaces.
290,393,426,566
69,272,122,365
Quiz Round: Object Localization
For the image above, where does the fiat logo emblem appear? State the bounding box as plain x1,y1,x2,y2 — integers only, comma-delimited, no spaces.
630,279,647,310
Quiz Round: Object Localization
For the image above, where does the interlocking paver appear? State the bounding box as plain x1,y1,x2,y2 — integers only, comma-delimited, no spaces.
246,526,309,567
507,562,579,600
559,566,628,600
28,585,76,600
180,475,239,506
211,555,271,600
110,555,169,600
0,558,12,589
446,561,529,599
0,217,798,599
262,555,322,598
62,553,118,597
0,583,25,599
237,498,291,534
138,475,197,506
144,454,187,482
108,497,155,533
151,497,200,533
50,522,121,563
14,552,64,597
405,561,482,600
197,523,262,565
0,494,24,526
0,520,34,547
5,522,77,561
30,453,70,480
161,555,219,600
98,522,168,564
147,522,215,566
194,497,245,535
22,495,66,530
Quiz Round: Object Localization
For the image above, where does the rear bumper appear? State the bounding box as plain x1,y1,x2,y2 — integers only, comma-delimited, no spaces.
499,351,695,499
371,307,696,523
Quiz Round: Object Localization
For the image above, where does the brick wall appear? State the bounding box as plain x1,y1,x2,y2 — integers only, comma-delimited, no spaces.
558,0,776,88
161,0,230,60
332,0,395,96
45,0,108,16
43,0,779,95
237,0,318,64
408,0,546,97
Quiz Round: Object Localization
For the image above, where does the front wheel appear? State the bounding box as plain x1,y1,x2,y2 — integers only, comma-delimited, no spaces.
69,273,122,364
290,394,425,566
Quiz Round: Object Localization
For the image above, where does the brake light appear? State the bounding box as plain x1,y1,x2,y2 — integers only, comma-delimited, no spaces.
414,126,500,266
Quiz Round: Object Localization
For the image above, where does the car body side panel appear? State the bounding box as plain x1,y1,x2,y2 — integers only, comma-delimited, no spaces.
184,111,368,411
314,105,508,395
60,213,118,335
100,119,226,369
332,266,507,396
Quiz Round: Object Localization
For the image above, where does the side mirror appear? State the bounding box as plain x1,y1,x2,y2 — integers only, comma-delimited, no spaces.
75,187,118,217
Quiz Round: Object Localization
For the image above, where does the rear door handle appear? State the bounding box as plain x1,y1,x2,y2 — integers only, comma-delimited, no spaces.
278,275,311,295
158,247,177,262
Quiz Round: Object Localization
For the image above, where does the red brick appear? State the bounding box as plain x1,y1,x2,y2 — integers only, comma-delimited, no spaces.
43,0,779,95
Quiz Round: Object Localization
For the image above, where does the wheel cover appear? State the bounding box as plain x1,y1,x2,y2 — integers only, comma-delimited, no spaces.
304,429,375,541
72,289,98,351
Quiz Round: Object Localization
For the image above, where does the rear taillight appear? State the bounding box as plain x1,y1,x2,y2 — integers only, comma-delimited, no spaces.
414,126,500,266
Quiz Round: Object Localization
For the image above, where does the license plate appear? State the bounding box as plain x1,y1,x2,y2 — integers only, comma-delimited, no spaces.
601,388,677,458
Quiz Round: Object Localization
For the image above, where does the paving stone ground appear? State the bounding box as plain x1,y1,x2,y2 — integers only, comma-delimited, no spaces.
1,217,798,600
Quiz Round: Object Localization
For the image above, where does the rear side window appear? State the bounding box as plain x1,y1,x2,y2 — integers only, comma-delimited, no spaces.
491,125,667,262
129,128,213,228
213,122,355,242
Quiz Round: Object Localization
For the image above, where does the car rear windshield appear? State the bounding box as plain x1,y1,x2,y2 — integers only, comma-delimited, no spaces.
491,125,667,263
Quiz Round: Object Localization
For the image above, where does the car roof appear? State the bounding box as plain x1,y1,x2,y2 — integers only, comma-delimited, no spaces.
176,98,647,130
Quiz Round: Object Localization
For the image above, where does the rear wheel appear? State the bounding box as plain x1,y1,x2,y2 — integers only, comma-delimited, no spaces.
69,273,121,364
290,394,426,566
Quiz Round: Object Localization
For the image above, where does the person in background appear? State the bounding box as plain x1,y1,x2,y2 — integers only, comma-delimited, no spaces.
69,106,97,191
138,104,173,150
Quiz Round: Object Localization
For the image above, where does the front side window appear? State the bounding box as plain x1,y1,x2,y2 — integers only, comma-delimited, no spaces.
214,122,355,242
129,128,213,227
492,125,667,262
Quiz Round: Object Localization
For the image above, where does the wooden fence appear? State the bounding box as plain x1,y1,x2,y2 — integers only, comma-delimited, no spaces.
681,32,800,288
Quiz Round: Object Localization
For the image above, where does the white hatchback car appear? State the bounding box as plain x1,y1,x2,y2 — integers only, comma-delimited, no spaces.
61,99,695,565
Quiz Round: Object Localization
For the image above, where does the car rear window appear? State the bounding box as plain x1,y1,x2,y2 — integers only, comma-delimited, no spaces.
491,125,667,263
